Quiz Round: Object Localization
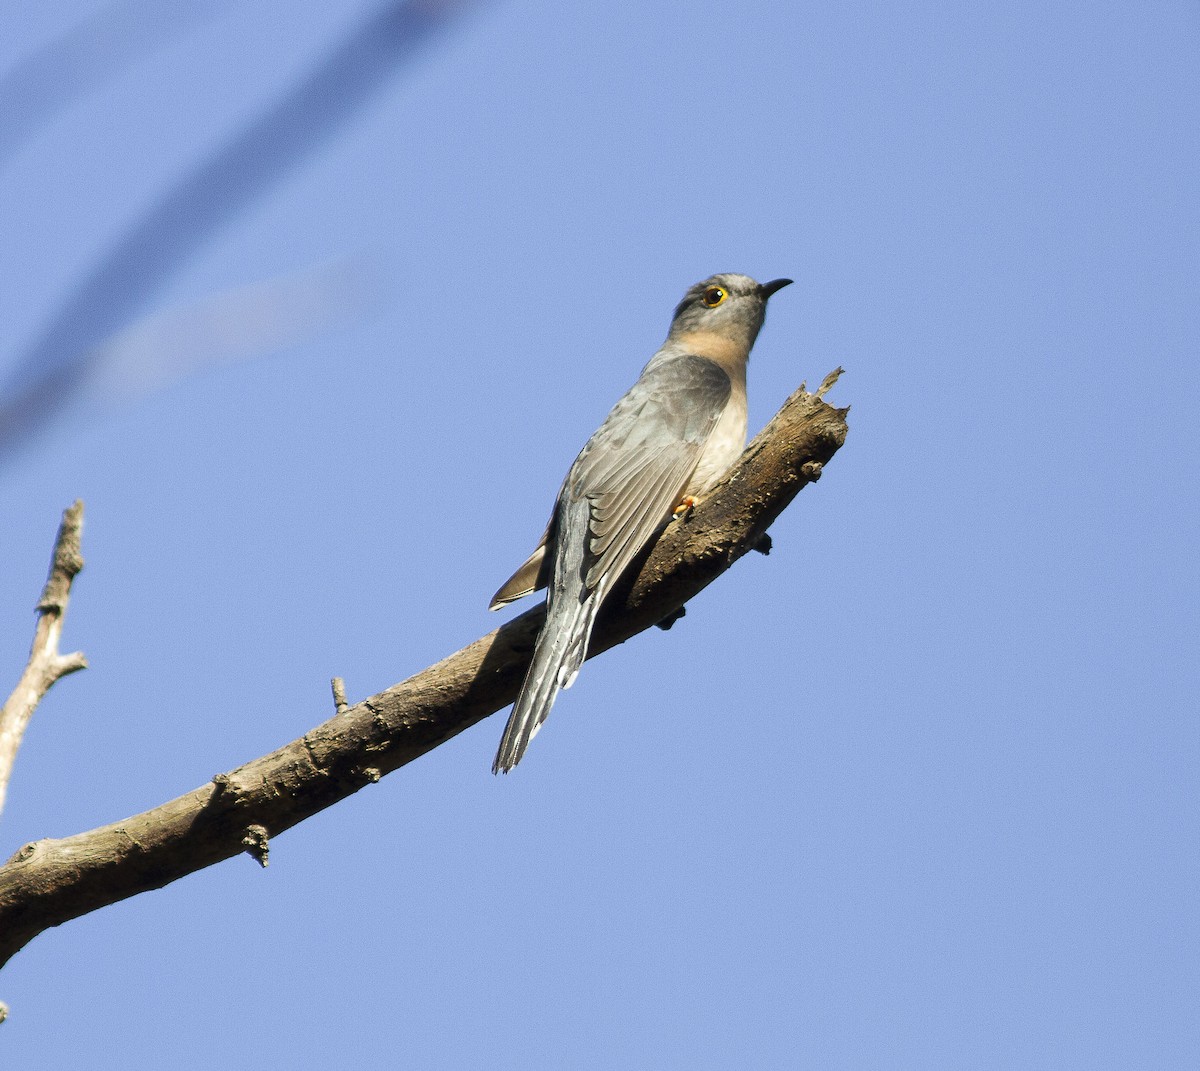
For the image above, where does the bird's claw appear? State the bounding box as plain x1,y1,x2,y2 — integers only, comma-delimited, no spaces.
672,495,696,521
655,606,687,631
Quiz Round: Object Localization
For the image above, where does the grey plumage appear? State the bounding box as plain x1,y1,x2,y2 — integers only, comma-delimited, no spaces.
490,273,792,772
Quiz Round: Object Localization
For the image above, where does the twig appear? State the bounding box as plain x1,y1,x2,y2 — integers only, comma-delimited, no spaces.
0,377,848,970
331,677,348,715
0,502,88,820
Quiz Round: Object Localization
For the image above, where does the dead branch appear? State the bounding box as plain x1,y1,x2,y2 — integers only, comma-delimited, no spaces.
0,501,88,820
0,375,848,971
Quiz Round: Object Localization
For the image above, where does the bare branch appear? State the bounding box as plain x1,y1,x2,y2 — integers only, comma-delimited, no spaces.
0,379,848,970
0,502,88,820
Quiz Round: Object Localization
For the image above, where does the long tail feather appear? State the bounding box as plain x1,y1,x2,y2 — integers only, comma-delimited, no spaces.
494,496,601,772
493,593,592,773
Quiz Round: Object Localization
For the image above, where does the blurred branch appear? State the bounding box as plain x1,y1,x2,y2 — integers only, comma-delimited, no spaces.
0,0,481,463
0,376,848,971
0,502,88,821
0,0,224,170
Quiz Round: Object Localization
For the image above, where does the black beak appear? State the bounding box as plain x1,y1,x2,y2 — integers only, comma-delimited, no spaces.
759,278,793,300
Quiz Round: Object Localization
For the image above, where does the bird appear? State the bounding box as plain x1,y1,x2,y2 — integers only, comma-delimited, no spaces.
489,273,793,773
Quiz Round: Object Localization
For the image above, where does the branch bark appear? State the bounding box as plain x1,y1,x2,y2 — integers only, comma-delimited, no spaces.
0,373,848,971
0,501,88,820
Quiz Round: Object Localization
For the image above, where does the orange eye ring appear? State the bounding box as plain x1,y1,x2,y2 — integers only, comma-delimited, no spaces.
702,286,727,307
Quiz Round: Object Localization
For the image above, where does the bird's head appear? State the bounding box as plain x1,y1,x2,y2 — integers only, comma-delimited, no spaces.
666,273,792,356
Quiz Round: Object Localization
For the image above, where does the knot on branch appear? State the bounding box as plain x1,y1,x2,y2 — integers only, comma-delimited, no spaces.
655,606,687,631
210,773,256,813
241,825,270,868
5,842,39,867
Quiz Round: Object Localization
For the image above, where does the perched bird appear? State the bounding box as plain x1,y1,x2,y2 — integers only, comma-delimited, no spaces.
490,273,792,772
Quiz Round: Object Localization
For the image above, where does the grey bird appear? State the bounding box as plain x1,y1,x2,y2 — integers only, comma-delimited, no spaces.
490,273,793,772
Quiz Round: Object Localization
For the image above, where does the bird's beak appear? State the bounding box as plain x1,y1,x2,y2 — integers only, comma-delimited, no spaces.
760,278,794,299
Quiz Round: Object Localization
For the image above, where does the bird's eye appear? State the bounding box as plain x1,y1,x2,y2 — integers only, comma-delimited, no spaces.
702,287,727,307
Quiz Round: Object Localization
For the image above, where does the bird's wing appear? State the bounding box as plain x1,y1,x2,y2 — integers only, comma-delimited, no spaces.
489,512,555,610
569,353,732,596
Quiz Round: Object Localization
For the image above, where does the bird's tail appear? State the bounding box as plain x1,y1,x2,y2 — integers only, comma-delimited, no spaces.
492,588,600,774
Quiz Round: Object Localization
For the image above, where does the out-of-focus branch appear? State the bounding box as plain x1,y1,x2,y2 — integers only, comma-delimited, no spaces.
0,502,88,820
0,0,225,170
0,376,848,970
0,0,483,463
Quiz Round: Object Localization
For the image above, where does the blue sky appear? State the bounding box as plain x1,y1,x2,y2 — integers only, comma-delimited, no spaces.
1,1,1197,1067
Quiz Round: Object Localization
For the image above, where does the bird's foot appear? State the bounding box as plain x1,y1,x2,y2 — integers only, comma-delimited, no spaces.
672,495,696,521
655,606,687,631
